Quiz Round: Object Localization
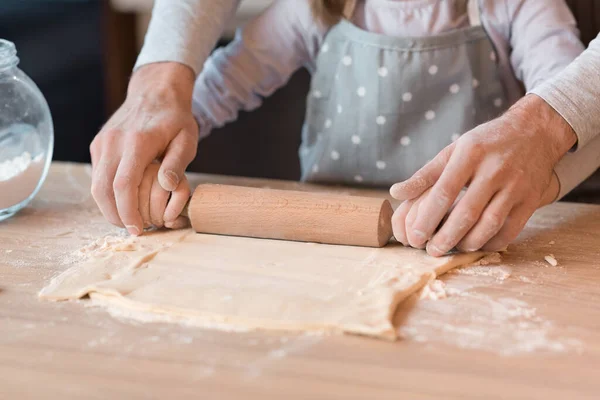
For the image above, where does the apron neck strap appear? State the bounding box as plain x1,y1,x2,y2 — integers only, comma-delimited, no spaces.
343,0,357,20
467,0,482,27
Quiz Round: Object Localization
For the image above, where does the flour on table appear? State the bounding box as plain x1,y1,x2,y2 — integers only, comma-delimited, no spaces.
0,152,45,209
399,288,583,356
78,235,139,256
449,252,510,282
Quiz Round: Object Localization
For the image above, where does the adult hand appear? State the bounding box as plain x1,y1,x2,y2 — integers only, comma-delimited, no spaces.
90,62,199,236
390,94,577,256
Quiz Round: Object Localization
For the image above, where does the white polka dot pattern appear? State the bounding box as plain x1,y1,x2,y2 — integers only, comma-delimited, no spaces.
376,116,386,126
378,67,388,77
330,150,340,160
428,65,438,75
376,160,386,170
342,56,352,66
357,87,366,97
402,92,412,102
351,135,361,145
450,84,460,94
400,136,411,146
324,119,332,129
425,110,436,120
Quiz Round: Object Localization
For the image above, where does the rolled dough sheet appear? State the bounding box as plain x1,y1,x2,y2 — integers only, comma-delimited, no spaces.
40,230,485,340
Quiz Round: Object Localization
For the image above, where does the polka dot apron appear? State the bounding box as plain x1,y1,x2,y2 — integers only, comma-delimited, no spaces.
299,0,510,186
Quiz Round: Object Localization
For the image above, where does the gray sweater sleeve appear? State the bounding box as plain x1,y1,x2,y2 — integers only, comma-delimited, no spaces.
554,134,600,199
531,34,600,198
531,34,600,149
134,0,242,75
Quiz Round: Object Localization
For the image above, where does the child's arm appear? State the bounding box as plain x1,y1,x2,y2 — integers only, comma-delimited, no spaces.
138,163,191,231
507,0,585,91
192,0,327,136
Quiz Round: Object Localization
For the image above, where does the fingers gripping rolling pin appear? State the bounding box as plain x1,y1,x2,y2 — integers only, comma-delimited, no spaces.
185,184,394,248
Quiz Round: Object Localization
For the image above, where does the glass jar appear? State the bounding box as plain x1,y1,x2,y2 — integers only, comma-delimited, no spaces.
0,39,54,221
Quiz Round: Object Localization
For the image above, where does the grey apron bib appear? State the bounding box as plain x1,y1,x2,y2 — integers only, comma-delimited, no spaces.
299,0,510,186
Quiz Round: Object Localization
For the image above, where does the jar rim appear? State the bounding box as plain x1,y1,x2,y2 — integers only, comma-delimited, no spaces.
0,39,19,70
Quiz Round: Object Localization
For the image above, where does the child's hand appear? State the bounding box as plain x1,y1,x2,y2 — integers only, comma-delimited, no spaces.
138,162,191,232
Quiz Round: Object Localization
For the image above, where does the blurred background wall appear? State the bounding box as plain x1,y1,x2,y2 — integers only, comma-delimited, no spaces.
0,0,105,163
1,0,599,199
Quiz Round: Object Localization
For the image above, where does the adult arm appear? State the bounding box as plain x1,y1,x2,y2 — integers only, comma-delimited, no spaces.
91,0,240,235
136,0,242,75
530,34,600,149
390,0,587,256
534,33,600,199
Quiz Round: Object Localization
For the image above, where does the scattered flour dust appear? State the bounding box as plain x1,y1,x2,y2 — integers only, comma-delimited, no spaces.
401,287,582,356
0,152,45,209
420,254,508,301
85,297,323,381
402,251,583,356
77,233,139,257
449,253,511,282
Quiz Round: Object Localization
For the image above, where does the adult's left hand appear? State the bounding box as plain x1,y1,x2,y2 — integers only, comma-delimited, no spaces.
390,94,576,256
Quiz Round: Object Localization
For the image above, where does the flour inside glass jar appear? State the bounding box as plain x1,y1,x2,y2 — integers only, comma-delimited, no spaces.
0,124,45,210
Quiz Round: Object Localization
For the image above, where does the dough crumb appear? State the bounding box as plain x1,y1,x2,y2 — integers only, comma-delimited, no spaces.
5,249,12,253
519,276,535,284
420,280,448,300
78,235,138,256
451,265,511,282
544,255,558,267
113,242,137,252
548,241,555,245
474,252,502,266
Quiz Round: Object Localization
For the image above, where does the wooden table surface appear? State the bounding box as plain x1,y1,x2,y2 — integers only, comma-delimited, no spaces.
1,162,599,399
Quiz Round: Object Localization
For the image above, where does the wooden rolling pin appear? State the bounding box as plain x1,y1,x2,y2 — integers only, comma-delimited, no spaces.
185,184,394,247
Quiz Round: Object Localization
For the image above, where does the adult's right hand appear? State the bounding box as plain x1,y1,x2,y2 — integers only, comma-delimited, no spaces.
90,62,199,235
389,95,576,256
